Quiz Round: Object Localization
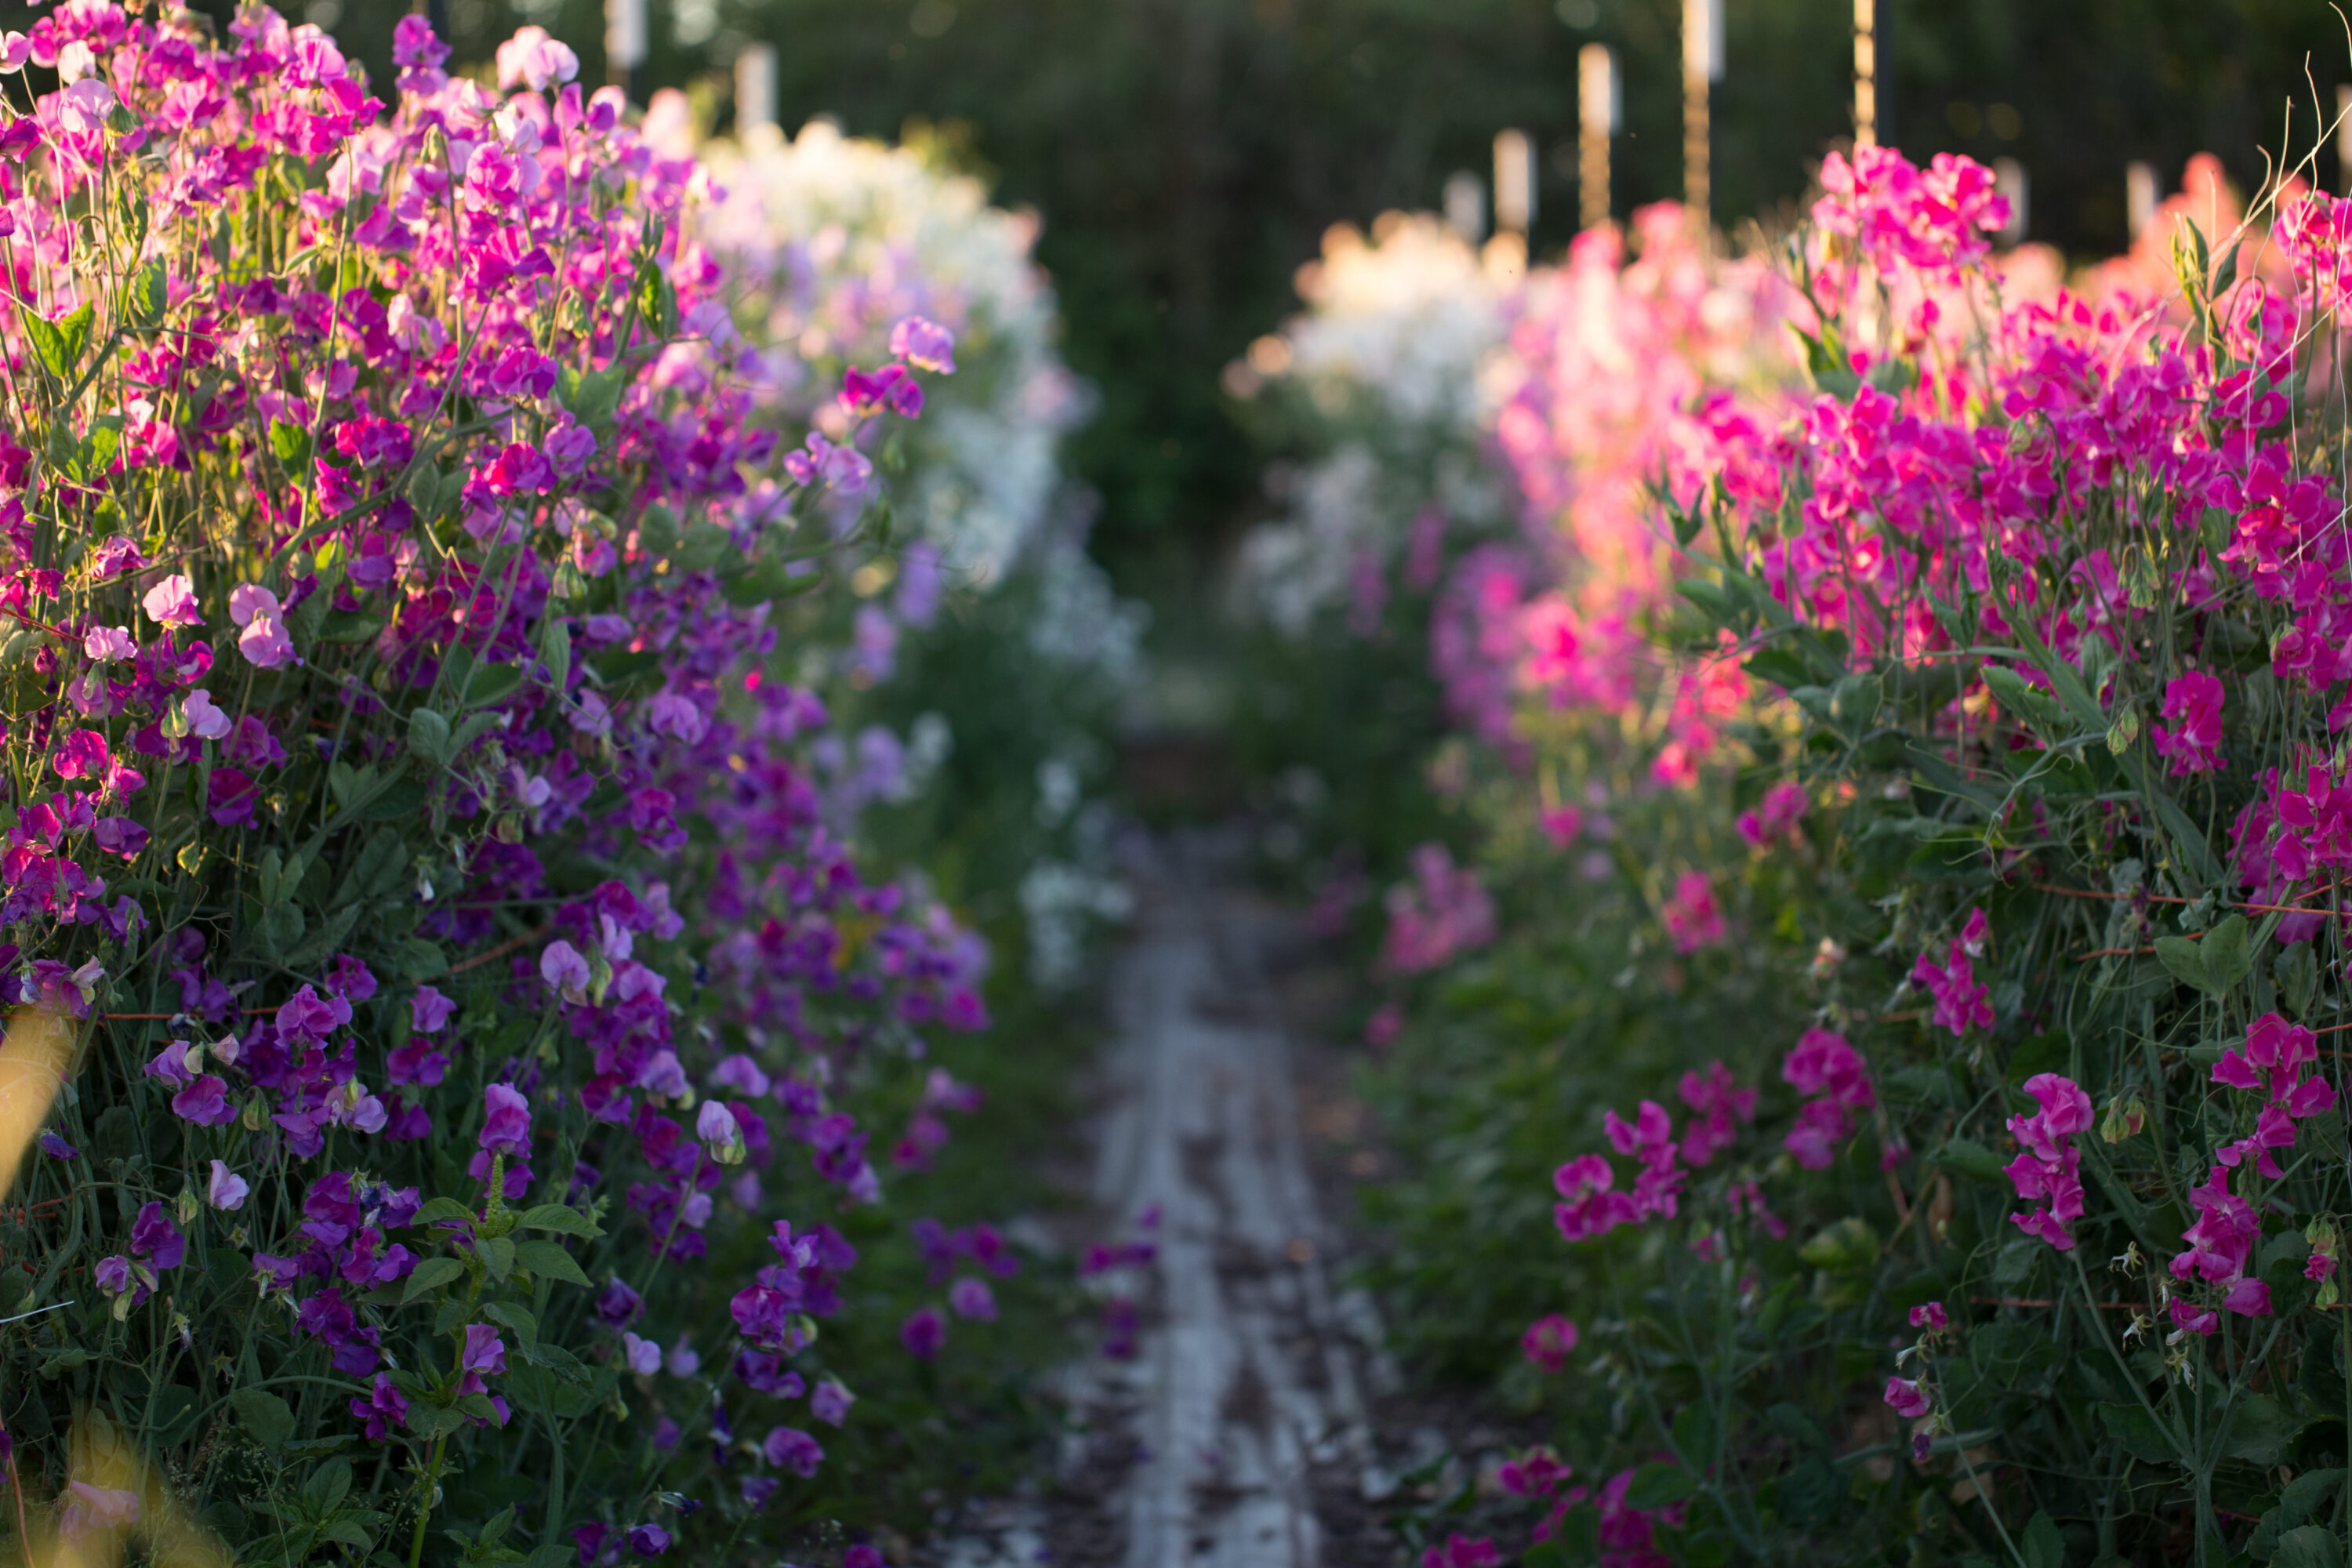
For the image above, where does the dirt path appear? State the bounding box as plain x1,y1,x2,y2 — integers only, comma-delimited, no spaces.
1078,841,1399,1568
938,837,1404,1568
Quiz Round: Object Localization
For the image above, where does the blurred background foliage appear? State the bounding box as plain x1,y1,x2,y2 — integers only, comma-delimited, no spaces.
268,0,2352,599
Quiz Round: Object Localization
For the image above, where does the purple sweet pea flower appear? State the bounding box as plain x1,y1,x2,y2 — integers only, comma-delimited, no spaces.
410,984,455,1033
477,1081,532,1157
620,1333,662,1376
37,1130,76,1160
170,1075,236,1127
350,1373,408,1440
457,1324,506,1395
761,1426,823,1479
625,1526,670,1559
131,1202,184,1270
899,1306,946,1360
593,1276,644,1328
571,1524,611,1566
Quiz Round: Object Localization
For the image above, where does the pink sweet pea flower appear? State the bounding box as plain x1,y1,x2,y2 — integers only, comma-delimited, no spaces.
2151,670,2225,775
1519,1312,1578,1373
141,573,201,627
1882,1377,1932,1419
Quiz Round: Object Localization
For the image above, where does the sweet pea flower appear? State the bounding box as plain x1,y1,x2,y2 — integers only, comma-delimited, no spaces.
410,985,456,1033
1421,1537,1501,1568
230,584,297,669
541,939,590,1003
695,1100,744,1163
141,574,201,627
82,626,133,662
1883,1377,1932,1419
59,1483,140,1539
181,690,232,741
206,1160,249,1210
889,314,956,373
625,1526,670,1558
1909,1301,1947,1330
762,1425,824,1478
1519,1312,1578,1373
477,1083,532,1159
495,26,579,90
900,1306,946,1359
948,1277,997,1321
2152,670,2225,775
457,1324,507,1394
620,1333,662,1376
811,1379,855,1426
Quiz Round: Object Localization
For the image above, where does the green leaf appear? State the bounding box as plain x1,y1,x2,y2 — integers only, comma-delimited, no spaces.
2020,1511,2064,1568
406,1403,465,1440
228,1388,294,1448
1777,1454,1847,1529
20,302,93,382
557,365,627,427
2278,942,2320,1020
463,662,524,709
514,1239,592,1288
317,609,386,645
2277,1527,2344,1568
398,938,448,980
2200,914,2253,993
540,618,572,695
2224,1393,2301,1466
129,260,167,328
480,1235,517,1283
410,1196,473,1226
303,1457,353,1519
2153,935,2208,993
361,776,430,822
403,1256,466,1305
525,1546,576,1568
517,1203,601,1238
269,418,311,471
1799,1216,1880,1272
1621,1462,1693,1511
2096,1402,2177,1465
407,707,452,765
483,1301,538,1352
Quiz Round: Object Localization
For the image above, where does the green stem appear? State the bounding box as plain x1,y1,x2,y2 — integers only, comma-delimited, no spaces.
407,1432,448,1568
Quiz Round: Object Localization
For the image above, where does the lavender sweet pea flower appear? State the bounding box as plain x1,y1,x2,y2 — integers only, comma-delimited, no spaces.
626,1525,671,1557
206,1160,249,1210
38,1130,77,1160
760,1426,823,1479
539,939,590,1003
810,1379,855,1427
620,1333,662,1376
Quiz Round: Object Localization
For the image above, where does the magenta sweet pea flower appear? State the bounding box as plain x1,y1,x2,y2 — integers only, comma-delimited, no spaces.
1909,1301,1947,1330
1519,1312,1578,1373
2151,670,2225,775
350,1373,408,1440
1883,1377,1932,1419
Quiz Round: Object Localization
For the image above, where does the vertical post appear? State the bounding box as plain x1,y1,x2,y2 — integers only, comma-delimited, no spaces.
735,43,777,140
606,0,647,100
1578,43,1618,233
1443,172,1486,243
1494,130,1535,236
1683,0,1722,225
1994,157,2027,245
2337,83,2351,194
1853,0,1877,148
2127,160,2158,241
